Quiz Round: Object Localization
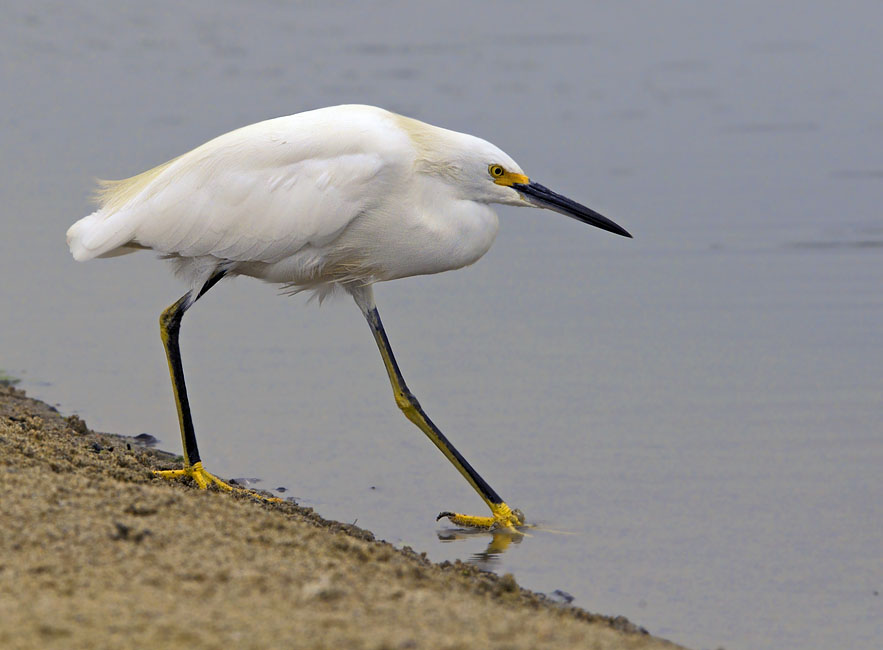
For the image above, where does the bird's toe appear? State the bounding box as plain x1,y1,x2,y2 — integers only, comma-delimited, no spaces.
437,503,525,530
154,462,282,502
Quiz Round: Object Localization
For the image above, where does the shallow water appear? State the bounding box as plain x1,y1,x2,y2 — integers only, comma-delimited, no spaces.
2,2,881,648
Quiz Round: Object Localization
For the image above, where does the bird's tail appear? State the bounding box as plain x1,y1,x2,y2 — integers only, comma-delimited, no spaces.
66,208,141,261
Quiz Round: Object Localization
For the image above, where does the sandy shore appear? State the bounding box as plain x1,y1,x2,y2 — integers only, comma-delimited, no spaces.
0,385,686,649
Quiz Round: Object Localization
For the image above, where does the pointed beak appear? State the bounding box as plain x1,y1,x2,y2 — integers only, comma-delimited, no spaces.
512,181,632,238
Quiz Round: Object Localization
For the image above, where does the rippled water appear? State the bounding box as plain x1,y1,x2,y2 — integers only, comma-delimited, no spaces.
2,2,881,648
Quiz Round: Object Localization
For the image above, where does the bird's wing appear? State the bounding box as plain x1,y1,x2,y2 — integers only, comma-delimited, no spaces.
72,110,411,266
128,139,393,264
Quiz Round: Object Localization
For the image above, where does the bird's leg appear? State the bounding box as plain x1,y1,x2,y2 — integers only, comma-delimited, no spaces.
154,270,279,502
352,287,524,530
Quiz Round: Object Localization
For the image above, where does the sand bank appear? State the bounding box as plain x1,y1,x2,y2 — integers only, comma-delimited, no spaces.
0,385,685,649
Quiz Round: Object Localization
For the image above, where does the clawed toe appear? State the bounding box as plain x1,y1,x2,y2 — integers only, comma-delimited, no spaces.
154,462,282,502
437,503,525,530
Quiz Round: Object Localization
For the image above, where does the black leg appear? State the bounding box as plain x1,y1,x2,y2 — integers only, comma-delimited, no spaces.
356,293,524,529
159,269,227,467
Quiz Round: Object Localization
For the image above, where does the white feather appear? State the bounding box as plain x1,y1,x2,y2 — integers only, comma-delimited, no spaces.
67,104,541,294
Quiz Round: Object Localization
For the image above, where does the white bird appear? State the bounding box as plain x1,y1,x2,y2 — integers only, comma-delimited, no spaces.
67,104,630,530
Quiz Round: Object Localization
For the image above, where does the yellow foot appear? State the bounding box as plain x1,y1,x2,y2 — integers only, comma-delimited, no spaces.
437,502,525,530
154,461,282,502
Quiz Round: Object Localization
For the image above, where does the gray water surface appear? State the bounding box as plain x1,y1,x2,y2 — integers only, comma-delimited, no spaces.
2,2,881,649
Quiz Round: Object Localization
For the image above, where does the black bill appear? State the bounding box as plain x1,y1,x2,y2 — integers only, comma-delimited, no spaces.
513,181,632,238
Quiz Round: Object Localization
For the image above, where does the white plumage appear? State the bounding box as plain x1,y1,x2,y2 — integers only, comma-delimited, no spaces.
68,105,526,297
66,104,630,528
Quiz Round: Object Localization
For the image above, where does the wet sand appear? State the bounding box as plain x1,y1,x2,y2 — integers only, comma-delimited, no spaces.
0,385,686,649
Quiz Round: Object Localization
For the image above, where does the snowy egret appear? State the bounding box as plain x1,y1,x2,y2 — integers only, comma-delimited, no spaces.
67,104,630,529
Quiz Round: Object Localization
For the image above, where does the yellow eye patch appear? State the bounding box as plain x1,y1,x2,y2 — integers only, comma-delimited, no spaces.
488,164,529,186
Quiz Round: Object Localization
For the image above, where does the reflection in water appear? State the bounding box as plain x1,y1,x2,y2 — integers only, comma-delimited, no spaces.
437,523,581,571
437,527,525,571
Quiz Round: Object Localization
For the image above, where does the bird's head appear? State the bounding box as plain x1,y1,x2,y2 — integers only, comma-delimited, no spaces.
402,113,631,239
456,137,632,238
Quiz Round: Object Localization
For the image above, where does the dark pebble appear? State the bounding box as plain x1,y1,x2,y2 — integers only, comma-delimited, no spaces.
133,433,158,447
548,589,575,604
230,477,260,486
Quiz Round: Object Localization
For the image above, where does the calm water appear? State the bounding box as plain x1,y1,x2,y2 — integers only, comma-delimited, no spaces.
2,2,881,648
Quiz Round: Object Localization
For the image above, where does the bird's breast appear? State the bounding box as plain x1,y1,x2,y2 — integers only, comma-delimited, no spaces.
364,199,500,282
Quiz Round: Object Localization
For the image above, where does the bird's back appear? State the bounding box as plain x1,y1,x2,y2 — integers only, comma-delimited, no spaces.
67,106,413,267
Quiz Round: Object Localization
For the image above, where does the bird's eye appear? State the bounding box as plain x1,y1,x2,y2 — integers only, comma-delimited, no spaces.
489,165,505,178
